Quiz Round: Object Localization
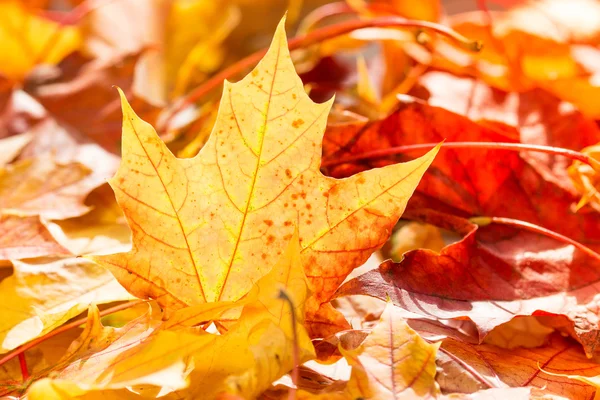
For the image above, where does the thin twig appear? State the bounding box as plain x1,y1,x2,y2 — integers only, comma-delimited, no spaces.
0,299,146,369
473,216,600,263
321,141,600,171
18,353,29,382
278,289,299,400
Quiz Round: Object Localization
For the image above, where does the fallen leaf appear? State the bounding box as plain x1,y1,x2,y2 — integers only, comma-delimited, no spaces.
80,0,239,104
483,317,554,350
0,214,70,261
25,304,165,400
305,302,352,339
568,142,600,212
294,302,440,399
0,132,32,167
340,302,439,399
92,18,439,315
336,209,600,357
323,88,600,272
381,220,446,261
0,257,132,353
0,1,80,81
439,334,600,399
409,1,600,116
46,185,131,256
0,155,92,220
24,51,161,152
30,234,314,400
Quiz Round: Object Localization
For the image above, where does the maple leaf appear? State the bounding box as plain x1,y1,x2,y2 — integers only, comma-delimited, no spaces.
92,18,439,313
0,257,132,353
336,208,600,357
438,333,600,399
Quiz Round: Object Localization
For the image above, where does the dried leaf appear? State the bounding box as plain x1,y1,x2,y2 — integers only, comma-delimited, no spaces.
25,52,161,152
0,257,132,353
439,334,600,399
295,302,440,399
336,209,600,357
0,214,70,261
30,234,314,400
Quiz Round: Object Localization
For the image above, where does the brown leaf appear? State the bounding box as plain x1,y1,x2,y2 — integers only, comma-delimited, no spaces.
24,52,160,152
439,334,600,399
336,209,600,357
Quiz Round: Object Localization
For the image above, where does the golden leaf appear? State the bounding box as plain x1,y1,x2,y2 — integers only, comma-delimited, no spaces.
92,17,439,313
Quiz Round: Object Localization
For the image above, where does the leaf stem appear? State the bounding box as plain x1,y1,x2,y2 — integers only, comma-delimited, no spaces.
321,141,600,171
0,299,145,370
296,2,354,35
18,353,29,382
472,216,600,263
278,289,299,400
159,16,480,131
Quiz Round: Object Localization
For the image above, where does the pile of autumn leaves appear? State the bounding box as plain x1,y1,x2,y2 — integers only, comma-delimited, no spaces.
4,0,600,399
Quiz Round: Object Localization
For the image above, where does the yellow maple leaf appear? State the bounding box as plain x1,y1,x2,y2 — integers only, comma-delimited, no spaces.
0,0,80,81
92,17,439,313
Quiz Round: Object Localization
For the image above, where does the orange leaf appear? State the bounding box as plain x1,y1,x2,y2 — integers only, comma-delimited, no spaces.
439,334,600,399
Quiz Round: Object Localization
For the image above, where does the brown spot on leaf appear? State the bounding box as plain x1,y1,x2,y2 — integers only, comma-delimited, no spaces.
292,119,304,128
264,219,273,226
285,169,292,178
